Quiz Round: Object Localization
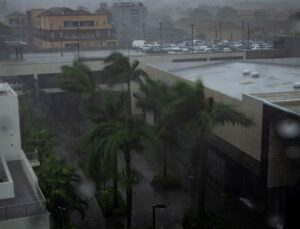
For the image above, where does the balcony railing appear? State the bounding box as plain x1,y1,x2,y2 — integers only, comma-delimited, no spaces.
25,150,40,167
0,200,47,221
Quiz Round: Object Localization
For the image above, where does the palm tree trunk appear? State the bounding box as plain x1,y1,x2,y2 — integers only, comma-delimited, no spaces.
127,75,132,116
196,135,207,223
124,149,132,229
163,140,168,177
113,151,119,208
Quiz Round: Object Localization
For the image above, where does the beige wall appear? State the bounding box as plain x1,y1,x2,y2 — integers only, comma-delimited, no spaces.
40,14,111,30
213,94,263,161
142,64,263,162
32,38,117,49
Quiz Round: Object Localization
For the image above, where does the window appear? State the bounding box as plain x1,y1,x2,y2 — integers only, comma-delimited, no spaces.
79,21,95,27
64,21,79,28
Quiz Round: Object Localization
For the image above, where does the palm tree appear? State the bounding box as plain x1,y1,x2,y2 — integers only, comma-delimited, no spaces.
84,94,126,207
103,52,148,116
87,117,149,229
37,155,88,227
58,60,99,127
168,80,253,222
136,77,177,176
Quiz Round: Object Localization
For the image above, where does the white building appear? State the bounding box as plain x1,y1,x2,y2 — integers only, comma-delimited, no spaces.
0,83,49,229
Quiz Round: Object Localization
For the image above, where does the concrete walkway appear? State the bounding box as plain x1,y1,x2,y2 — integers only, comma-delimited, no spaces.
130,153,192,229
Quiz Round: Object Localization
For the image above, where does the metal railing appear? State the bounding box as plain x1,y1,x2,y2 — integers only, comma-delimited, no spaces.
25,150,40,167
0,200,47,221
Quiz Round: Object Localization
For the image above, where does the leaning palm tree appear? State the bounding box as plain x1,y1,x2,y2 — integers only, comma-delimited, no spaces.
87,117,150,229
103,52,148,115
58,60,99,117
136,77,178,176
84,94,126,207
167,80,253,222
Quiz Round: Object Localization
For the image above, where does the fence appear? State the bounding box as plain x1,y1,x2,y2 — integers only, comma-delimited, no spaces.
0,201,47,221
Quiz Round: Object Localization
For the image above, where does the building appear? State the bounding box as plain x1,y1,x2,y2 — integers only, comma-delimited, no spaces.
29,7,117,49
0,48,299,227
274,34,300,57
142,58,300,228
0,83,49,229
4,12,27,41
109,2,147,45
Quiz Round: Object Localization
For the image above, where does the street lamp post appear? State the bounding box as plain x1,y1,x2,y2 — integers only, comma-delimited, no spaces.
191,24,194,53
56,206,67,229
247,23,250,49
76,26,80,59
152,204,166,229
219,21,222,41
59,26,63,57
241,21,245,47
159,22,163,49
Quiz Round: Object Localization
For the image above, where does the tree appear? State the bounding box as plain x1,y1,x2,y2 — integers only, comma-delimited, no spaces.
103,52,148,116
58,60,99,117
136,77,177,177
26,128,55,160
87,117,150,228
167,80,253,222
37,155,88,228
83,94,126,207
216,7,239,21
189,8,214,21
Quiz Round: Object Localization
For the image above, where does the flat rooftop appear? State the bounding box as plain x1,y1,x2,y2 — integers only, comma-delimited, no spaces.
160,59,300,100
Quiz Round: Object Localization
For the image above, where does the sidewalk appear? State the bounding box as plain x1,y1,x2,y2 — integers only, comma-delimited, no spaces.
131,153,192,229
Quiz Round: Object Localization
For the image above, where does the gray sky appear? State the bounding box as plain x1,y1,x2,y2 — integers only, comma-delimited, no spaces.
4,0,300,12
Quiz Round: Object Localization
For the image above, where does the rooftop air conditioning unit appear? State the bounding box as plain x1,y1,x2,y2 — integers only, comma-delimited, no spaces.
294,82,300,89
251,72,260,78
243,69,251,75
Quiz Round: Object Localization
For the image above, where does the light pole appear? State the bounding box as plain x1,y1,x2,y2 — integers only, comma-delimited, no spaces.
219,21,222,41
241,21,245,47
59,26,63,57
56,206,67,229
76,26,80,58
247,23,250,49
152,204,166,229
191,24,194,53
159,22,163,49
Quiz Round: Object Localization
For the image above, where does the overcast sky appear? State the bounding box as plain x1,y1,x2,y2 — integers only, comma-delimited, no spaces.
4,0,300,12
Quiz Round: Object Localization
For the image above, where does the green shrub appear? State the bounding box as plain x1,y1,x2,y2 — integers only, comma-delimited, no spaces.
182,208,225,229
96,187,127,217
151,175,181,191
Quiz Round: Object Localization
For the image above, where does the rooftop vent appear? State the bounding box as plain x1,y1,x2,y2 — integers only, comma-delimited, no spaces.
243,69,251,75
251,72,260,78
294,82,300,89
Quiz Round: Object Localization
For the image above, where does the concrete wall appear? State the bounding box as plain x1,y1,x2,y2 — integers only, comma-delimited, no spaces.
0,156,14,200
0,87,22,161
132,52,246,70
19,151,43,200
143,65,263,162
213,94,263,161
0,60,105,77
246,49,290,59
0,213,50,229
